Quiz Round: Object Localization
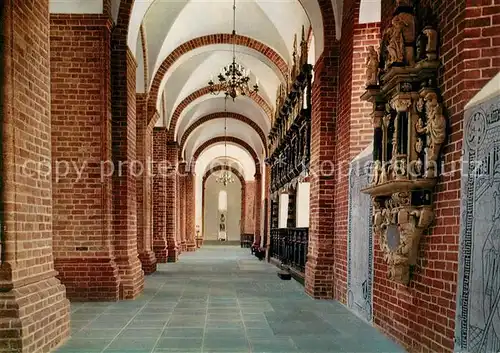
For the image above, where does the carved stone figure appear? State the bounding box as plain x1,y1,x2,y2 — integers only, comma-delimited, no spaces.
370,160,382,185
398,13,416,43
416,92,446,171
415,137,423,153
365,46,379,87
423,28,438,60
300,25,308,67
379,165,388,184
384,17,405,68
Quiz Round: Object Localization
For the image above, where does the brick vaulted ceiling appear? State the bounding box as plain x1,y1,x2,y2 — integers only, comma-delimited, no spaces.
128,0,315,173
48,0,380,175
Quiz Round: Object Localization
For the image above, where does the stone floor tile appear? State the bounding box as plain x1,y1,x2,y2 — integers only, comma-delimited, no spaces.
162,328,205,338
117,327,164,338
54,246,405,353
105,337,157,351
155,337,203,349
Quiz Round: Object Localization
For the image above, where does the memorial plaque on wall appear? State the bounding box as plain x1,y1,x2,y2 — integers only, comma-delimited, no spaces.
347,146,373,323
455,94,500,352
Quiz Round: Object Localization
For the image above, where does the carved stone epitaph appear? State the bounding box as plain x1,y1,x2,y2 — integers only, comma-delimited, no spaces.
455,94,500,352
347,147,374,322
361,2,444,285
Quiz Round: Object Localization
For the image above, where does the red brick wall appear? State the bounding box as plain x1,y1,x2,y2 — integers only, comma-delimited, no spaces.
134,13,153,275
370,1,500,352
0,1,70,351
179,163,187,251
333,0,381,303
166,143,179,261
304,2,340,298
147,34,289,126
137,93,157,274
253,173,263,244
244,181,256,234
111,26,144,297
185,171,197,250
153,128,169,262
50,14,121,301
263,168,271,251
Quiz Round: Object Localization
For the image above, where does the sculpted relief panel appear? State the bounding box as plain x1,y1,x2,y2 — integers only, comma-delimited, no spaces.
455,94,500,352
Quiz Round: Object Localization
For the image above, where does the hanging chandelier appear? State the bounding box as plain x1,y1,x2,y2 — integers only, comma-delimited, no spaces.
216,170,235,186
207,0,259,100
216,99,235,186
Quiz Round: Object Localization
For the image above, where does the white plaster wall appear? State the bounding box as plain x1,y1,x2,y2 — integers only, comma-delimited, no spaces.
49,0,103,14
359,0,381,24
174,95,269,138
203,174,242,241
278,193,289,228
183,120,265,162
194,145,256,232
296,182,310,227
111,0,120,23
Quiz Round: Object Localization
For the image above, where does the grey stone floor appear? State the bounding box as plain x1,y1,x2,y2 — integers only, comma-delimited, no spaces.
55,246,406,353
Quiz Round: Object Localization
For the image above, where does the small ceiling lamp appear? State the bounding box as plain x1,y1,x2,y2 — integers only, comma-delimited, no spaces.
216,99,235,186
208,0,259,100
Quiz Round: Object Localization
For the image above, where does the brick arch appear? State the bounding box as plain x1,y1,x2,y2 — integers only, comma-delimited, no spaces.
201,165,246,238
191,137,260,176
148,34,288,118
179,112,267,158
167,86,272,141
116,0,133,28
118,1,338,65
203,165,245,186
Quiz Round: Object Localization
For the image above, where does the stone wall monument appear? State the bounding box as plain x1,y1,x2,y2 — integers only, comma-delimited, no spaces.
455,74,500,352
347,144,374,322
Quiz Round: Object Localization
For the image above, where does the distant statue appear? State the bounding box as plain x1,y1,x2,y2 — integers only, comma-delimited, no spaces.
365,46,379,87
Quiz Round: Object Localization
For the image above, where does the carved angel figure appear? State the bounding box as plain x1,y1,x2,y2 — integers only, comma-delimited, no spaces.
365,46,379,87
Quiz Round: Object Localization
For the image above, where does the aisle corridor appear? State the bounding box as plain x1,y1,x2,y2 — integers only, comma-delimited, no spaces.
56,246,405,353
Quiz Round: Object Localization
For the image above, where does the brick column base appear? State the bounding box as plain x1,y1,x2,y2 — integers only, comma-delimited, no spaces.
304,256,334,299
168,248,179,262
0,277,70,352
139,250,157,275
181,241,187,251
186,242,197,252
153,245,168,263
55,258,120,301
115,257,145,300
